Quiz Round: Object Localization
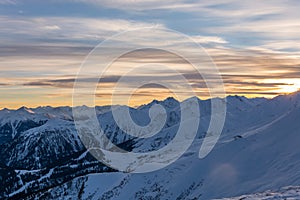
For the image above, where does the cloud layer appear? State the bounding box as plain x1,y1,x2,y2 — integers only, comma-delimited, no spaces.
0,0,299,108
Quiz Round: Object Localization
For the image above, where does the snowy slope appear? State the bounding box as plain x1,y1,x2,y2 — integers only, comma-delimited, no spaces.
0,91,300,199
36,105,300,199
215,186,300,200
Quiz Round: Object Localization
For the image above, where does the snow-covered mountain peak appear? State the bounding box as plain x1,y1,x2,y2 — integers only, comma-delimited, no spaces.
289,89,300,101
17,106,35,114
0,108,11,113
160,96,180,108
226,95,266,106
138,96,180,110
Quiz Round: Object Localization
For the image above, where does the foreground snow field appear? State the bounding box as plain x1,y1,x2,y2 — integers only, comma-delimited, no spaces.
215,186,300,200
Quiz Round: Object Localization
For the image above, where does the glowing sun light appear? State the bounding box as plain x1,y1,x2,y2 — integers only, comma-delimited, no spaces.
276,79,300,94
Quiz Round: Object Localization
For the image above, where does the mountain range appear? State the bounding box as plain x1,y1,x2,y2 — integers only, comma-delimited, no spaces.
1,91,300,199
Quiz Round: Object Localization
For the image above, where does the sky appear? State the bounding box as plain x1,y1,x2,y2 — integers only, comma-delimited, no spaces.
0,0,300,109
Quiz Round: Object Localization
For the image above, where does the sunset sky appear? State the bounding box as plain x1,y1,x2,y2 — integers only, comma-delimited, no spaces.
0,0,300,109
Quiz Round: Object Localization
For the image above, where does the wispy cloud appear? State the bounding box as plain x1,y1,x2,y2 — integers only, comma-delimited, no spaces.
0,16,164,43
0,0,17,5
0,0,300,108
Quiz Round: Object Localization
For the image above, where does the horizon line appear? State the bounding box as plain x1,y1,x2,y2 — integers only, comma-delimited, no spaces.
1,90,299,111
